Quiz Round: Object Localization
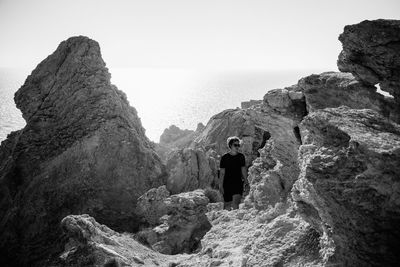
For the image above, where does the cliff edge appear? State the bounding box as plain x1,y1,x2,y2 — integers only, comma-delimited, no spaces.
0,36,167,266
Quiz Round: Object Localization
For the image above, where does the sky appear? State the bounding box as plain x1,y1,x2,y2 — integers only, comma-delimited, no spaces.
1,0,400,71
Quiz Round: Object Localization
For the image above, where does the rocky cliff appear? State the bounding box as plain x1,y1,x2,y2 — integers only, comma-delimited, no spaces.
0,36,167,266
2,19,400,267
337,19,400,101
155,123,205,163
293,107,400,266
150,19,400,266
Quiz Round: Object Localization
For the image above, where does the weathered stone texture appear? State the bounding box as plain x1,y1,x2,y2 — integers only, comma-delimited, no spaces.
292,106,400,266
57,214,184,266
0,36,167,266
337,19,400,101
137,189,211,255
165,148,218,194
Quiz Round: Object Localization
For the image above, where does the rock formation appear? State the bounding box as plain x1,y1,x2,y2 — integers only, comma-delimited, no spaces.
165,148,218,194
292,106,400,266
299,72,387,113
337,19,400,101
160,124,195,145
156,123,205,163
2,19,400,267
192,108,270,166
0,36,167,266
177,204,322,267
241,88,306,209
136,189,211,255
56,214,186,266
136,185,171,226
163,87,306,207
241,99,263,109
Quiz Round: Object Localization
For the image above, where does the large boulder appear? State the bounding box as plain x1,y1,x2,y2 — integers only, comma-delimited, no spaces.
337,19,400,101
137,189,212,255
160,124,195,145
177,204,323,267
299,72,388,113
292,106,400,266
55,214,183,266
136,185,171,226
242,88,306,209
165,148,218,194
156,123,205,163
0,36,167,266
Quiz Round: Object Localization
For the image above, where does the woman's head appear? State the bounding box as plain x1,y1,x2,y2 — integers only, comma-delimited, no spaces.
226,136,241,150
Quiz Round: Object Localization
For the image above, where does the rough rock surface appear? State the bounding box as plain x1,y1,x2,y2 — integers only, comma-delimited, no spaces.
298,72,390,113
55,214,187,266
192,108,272,167
292,106,400,266
156,123,205,163
136,185,170,226
337,19,400,101
57,207,322,267
137,190,211,255
245,140,287,209
4,19,400,267
176,203,323,267
0,36,167,266
165,148,218,194
160,124,195,145
241,88,307,209
241,99,263,109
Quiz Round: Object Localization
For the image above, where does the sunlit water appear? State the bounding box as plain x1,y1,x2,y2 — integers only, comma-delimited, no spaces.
0,67,323,142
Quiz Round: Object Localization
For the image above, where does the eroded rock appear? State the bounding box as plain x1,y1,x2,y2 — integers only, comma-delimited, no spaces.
57,214,184,266
337,19,400,101
160,125,195,145
156,124,205,163
0,36,167,266
299,72,387,112
165,148,218,194
136,185,171,226
177,204,323,267
192,108,270,167
292,106,400,266
137,189,211,255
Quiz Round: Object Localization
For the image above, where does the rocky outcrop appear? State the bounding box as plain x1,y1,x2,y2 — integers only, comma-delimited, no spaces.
0,36,167,266
160,125,195,145
136,189,211,255
245,140,287,209
3,19,400,267
56,214,185,266
299,72,386,112
241,99,263,109
337,19,400,101
156,123,205,163
241,88,306,209
136,185,171,226
192,108,272,167
177,203,322,267
165,148,218,194
292,106,400,266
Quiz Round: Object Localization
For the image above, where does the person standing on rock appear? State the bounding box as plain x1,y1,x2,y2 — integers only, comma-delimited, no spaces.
219,136,247,210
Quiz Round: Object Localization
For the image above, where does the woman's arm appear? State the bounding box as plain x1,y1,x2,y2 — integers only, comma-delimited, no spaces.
219,168,225,194
241,166,247,183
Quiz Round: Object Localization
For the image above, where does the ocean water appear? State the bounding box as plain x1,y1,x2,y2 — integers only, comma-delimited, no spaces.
0,67,322,142
0,68,27,142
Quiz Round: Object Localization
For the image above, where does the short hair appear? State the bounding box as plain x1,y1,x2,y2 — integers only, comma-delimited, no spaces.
226,136,241,148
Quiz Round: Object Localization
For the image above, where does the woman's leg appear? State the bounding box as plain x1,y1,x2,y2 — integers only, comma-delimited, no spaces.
224,201,232,210
232,194,242,209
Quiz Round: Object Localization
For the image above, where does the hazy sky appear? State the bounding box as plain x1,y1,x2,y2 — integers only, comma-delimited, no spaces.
1,0,399,70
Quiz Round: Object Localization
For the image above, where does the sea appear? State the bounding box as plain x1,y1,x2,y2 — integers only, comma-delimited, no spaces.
0,67,324,143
